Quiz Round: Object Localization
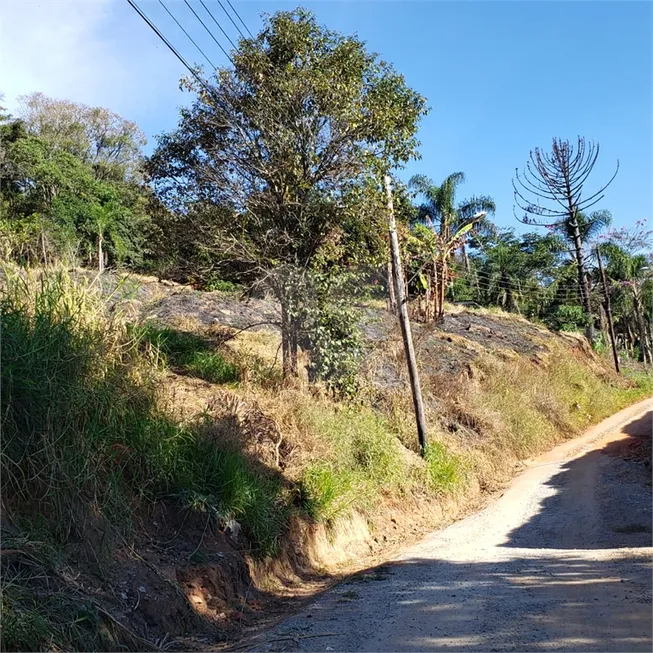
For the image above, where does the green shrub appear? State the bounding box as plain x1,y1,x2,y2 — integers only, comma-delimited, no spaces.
204,277,241,293
140,324,239,384
424,442,466,494
545,304,588,332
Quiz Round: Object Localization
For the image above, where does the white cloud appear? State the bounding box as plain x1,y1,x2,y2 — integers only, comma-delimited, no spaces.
2,1,117,105
0,0,189,131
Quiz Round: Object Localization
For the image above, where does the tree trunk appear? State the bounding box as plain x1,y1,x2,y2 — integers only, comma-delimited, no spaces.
386,259,397,314
434,259,447,322
627,322,636,358
290,316,300,375
568,210,593,341
281,303,298,377
41,230,48,266
98,232,105,274
633,288,650,365
461,242,470,273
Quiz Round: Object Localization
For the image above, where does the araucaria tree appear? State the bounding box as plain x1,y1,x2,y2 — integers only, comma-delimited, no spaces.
148,9,427,377
513,137,618,337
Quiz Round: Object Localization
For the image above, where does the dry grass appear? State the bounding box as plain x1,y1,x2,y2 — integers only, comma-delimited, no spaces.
4,265,652,651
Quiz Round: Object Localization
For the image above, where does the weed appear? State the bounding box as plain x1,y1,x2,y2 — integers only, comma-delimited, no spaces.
140,324,239,384
423,442,466,494
299,464,357,523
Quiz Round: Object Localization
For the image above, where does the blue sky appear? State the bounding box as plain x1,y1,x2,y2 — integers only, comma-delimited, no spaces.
1,1,651,232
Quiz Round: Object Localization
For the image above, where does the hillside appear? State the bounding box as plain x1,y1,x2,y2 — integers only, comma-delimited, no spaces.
1,268,651,652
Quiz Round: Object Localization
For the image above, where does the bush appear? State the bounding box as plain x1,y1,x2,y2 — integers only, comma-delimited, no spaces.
545,304,588,332
424,442,466,494
297,404,406,524
0,269,284,554
140,324,239,383
204,276,242,293
299,465,357,523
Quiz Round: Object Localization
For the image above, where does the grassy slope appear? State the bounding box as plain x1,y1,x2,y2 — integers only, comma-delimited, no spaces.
1,268,651,651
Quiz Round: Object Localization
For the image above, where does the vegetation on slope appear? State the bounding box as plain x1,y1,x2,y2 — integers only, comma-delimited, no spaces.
1,7,652,651
1,268,651,650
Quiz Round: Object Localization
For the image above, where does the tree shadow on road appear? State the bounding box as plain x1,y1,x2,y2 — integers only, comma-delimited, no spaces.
503,411,652,550
327,553,653,653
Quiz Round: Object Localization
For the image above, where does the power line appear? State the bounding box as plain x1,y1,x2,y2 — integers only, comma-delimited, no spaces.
447,268,591,299
214,0,246,40
447,265,583,292
452,268,580,290
183,0,234,64
157,0,217,70
225,0,253,37
198,0,237,49
126,0,216,95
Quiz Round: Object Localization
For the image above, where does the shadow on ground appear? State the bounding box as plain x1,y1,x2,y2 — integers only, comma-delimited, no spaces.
306,553,653,653
504,411,652,550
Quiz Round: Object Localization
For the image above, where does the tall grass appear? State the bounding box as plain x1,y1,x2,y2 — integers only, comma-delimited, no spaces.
139,323,239,384
296,403,408,521
295,402,466,524
0,269,285,554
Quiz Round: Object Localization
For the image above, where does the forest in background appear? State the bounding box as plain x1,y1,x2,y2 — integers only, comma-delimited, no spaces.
1,11,651,377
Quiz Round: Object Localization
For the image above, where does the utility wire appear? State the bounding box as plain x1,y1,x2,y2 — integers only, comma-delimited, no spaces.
215,0,246,40
450,267,582,290
183,0,234,64
225,0,253,37
126,0,216,95
198,0,237,49
157,0,217,70
453,274,585,298
446,269,593,300
447,266,584,293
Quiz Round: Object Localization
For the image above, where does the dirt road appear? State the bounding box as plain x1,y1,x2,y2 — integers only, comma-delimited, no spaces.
255,400,653,652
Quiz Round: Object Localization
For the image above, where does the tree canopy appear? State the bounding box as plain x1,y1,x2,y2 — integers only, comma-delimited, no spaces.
148,8,428,374
0,95,151,267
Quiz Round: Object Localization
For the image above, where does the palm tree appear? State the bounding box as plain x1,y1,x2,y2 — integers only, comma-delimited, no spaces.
477,232,526,313
601,242,652,363
408,173,496,321
556,209,612,254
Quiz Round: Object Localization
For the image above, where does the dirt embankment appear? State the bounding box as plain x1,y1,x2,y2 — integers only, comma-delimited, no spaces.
3,270,650,652
253,401,653,653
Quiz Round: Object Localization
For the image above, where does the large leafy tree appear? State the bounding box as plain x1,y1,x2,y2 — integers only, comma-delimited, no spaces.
407,172,495,321
0,100,149,267
16,92,146,181
148,9,427,376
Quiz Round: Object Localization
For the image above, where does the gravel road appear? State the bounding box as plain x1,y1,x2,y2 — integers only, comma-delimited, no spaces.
254,400,653,652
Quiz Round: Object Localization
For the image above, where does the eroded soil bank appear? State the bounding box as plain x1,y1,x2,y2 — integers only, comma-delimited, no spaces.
251,400,653,653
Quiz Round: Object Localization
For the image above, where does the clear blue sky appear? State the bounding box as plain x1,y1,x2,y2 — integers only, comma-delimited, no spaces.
2,1,651,232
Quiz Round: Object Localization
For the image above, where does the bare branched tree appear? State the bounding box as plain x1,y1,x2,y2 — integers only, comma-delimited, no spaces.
513,137,618,337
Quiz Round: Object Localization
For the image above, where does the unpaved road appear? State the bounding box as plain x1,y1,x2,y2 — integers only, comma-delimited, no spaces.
255,400,653,652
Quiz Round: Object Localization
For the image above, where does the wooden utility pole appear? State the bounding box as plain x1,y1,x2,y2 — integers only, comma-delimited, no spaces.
386,260,397,314
596,246,620,373
384,175,428,455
